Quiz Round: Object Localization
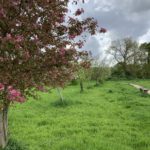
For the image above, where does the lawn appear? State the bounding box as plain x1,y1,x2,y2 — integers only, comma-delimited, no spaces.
7,80,150,150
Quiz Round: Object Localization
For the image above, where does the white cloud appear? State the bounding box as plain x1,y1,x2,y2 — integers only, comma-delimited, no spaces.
138,29,150,44
68,0,150,61
95,32,112,54
94,0,114,12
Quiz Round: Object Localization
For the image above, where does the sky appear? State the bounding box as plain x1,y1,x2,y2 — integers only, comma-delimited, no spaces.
70,0,150,58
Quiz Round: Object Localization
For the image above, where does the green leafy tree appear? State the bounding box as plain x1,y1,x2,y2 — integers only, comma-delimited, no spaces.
139,42,150,78
76,52,91,93
140,42,150,64
108,38,140,77
91,56,111,85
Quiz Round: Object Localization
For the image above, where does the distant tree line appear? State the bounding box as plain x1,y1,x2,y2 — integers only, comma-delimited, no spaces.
70,38,150,92
70,55,111,92
108,38,150,79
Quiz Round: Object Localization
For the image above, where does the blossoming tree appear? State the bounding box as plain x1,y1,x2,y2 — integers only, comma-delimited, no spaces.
0,0,106,148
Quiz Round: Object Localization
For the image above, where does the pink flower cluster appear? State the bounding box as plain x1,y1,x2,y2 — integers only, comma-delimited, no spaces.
5,33,24,43
58,14,65,23
7,86,25,103
75,8,84,16
59,48,66,56
100,28,107,33
59,16,65,23
15,35,24,42
0,8,6,18
6,33,12,40
76,41,84,49
69,34,76,40
0,83,4,91
0,83,25,103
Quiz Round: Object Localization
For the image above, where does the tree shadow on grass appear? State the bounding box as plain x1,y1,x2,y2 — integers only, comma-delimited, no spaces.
51,99,82,108
2,138,28,150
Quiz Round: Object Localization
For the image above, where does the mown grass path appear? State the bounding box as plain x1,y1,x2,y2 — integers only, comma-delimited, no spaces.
8,80,150,150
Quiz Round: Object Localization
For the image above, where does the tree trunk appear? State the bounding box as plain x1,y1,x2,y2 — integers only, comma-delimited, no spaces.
0,106,8,149
96,79,99,86
80,80,84,93
57,88,64,102
122,62,128,76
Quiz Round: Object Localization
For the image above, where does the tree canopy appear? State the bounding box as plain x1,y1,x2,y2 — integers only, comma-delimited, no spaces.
0,0,106,105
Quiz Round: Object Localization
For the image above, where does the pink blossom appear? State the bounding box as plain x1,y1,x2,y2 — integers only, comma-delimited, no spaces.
69,34,76,39
7,86,13,90
16,96,25,103
59,16,65,23
77,41,84,48
0,83,4,91
6,33,12,40
75,8,84,16
15,35,24,42
0,8,6,18
7,86,26,103
9,89,21,97
60,48,66,56
100,28,107,33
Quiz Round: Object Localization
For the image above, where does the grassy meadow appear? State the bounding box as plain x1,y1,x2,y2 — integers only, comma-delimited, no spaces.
6,80,150,150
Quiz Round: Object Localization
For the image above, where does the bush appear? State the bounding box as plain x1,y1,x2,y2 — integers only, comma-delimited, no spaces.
91,67,111,85
70,79,78,86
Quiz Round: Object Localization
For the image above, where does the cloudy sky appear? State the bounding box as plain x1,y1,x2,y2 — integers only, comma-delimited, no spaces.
70,0,150,58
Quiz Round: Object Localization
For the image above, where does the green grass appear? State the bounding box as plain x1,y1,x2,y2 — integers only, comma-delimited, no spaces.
7,80,150,150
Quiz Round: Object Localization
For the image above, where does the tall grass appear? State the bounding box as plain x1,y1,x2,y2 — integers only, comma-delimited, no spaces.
6,80,150,150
